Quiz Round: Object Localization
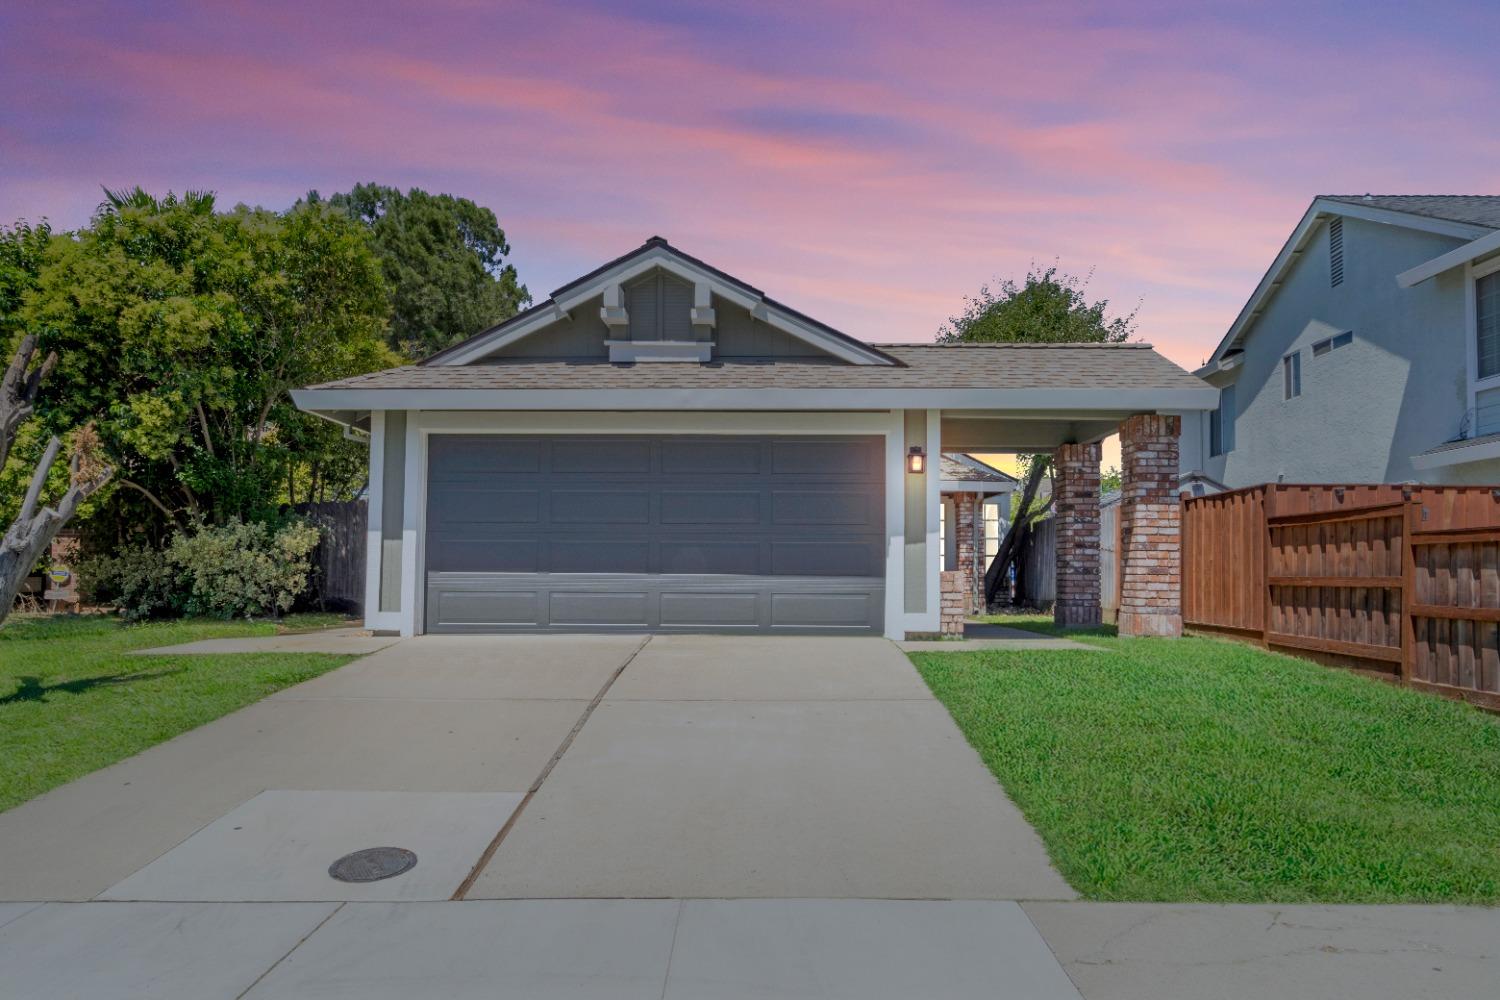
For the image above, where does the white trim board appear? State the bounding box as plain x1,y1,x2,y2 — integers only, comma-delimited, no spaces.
294,386,1219,414
1398,229,1500,288
392,409,922,640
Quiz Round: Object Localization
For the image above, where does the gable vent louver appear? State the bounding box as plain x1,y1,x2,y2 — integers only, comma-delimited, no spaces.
1329,216,1344,287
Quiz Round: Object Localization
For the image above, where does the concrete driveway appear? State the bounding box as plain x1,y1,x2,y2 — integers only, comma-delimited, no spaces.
1,632,1493,998
468,634,1071,899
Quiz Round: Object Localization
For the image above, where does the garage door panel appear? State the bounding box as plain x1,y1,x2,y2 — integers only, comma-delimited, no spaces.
549,590,650,626
770,539,884,577
429,488,540,525
771,591,876,628
659,490,762,525
425,435,883,633
552,490,650,523
551,439,652,474
771,490,877,526
771,439,880,478
660,439,762,475
429,437,541,475
659,591,760,627
658,539,763,575
548,539,652,574
433,589,541,627
429,538,541,574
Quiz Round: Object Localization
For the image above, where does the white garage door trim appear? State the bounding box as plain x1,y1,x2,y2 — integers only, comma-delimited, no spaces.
386,411,924,638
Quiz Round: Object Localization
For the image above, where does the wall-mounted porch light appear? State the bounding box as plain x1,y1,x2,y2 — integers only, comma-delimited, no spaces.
907,446,927,474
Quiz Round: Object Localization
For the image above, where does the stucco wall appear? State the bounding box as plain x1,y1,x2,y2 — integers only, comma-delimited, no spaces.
1196,215,1471,486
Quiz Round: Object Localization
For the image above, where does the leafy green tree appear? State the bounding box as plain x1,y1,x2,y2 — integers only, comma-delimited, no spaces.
938,264,1137,344
19,190,396,532
313,184,528,358
941,264,1138,605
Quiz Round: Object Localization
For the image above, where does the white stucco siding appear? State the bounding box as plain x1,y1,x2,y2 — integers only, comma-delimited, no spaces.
1203,216,1471,486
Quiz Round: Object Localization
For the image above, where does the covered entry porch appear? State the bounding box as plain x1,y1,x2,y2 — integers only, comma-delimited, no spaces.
934,410,1187,637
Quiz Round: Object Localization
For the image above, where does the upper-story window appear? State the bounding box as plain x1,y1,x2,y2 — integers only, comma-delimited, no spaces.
1282,351,1302,399
1478,269,1500,381
1209,384,1235,456
1312,330,1354,357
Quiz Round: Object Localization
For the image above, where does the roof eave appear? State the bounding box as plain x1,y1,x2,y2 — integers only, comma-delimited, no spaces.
292,385,1221,414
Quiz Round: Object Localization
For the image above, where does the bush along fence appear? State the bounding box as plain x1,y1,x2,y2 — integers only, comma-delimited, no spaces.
1182,483,1500,711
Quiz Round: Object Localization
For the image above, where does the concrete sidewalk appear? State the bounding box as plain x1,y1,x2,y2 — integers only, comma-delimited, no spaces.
0,897,1492,999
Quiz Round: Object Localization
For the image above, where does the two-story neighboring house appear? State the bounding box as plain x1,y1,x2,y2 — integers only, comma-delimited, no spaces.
1183,195,1500,487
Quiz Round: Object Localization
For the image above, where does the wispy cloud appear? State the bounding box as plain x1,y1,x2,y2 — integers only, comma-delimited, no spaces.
1,0,1497,365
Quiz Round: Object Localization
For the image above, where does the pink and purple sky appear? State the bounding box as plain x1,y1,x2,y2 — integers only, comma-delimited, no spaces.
3,0,1498,370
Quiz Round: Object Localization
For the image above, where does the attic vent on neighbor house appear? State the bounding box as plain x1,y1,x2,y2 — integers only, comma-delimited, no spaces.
1329,216,1345,287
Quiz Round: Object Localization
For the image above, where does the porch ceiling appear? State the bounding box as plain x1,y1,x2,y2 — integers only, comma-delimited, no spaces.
940,413,1130,452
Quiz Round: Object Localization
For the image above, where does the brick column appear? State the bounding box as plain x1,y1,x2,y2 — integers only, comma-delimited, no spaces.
1053,441,1102,628
1117,414,1182,638
953,492,981,613
939,570,967,637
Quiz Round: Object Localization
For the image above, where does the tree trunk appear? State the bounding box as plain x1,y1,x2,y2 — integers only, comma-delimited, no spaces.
983,456,1051,606
0,436,112,624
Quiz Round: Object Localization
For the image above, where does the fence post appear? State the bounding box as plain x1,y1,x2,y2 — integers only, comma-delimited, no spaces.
1260,486,1275,643
1400,492,1418,684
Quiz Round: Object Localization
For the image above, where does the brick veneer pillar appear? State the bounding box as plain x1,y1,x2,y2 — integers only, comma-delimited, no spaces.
953,492,981,613
939,570,966,637
1117,413,1182,638
1053,441,1102,628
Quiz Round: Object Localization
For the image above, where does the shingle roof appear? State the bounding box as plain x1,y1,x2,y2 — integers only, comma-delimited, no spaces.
940,454,1016,484
1320,195,1500,229
308,343,1207,392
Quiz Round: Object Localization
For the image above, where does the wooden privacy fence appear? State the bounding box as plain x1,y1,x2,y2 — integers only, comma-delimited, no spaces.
294,500,367,613
1183,483,1500,711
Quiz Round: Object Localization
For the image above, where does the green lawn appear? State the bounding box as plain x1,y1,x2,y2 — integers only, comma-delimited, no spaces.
911,616,1500,903
0,614,357,813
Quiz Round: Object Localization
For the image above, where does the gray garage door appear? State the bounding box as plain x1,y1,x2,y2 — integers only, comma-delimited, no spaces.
424,435,886,633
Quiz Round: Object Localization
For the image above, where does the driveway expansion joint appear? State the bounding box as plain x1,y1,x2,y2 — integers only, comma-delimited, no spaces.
450,635,653,900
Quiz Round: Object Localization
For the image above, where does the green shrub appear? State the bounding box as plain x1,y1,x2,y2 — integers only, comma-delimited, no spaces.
81,517,322,621
78,543,185,621
169,518,323,619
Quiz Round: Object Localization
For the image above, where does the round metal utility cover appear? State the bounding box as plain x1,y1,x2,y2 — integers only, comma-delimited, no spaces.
328,847,418,883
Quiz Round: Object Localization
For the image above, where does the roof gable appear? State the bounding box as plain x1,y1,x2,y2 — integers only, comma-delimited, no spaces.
425,237,898,367
1201,196,1497,373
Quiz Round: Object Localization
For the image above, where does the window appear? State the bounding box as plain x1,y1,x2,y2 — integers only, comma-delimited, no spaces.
1479,270,1500,381
1329,217,1345,287
983,501,1004,560
1312,330,1354,357
1209,384,1235,456
1283,351,1301,399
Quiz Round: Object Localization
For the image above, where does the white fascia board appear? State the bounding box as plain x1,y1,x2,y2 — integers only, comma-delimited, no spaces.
292,386,1222,413
1398,230,1500,288
940,479,1016,492
434,303,572,366
1204,198,1493,368
1411,437,1500,471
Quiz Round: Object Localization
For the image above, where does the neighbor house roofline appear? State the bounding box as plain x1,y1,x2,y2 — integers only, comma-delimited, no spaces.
1201,196,1496,370
422,236,901,368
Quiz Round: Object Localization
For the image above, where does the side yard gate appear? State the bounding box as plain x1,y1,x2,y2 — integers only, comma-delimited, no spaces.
1183,483,1500,712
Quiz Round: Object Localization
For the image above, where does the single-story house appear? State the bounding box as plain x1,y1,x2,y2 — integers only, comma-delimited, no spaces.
293,237,1216,639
